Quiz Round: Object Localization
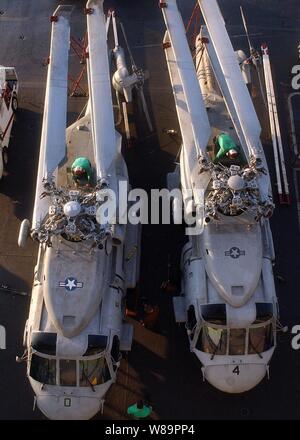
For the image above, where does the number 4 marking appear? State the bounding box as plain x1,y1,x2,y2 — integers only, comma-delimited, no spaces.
232,366,240,375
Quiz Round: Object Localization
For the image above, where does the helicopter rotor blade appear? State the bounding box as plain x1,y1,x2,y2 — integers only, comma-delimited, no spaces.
198,0,271,203
199,0,262,157
86,0,117,181
240,6,253,52
44,7,71,178
240,6,267,108
161,0,211,160
119,20,137,71
32,5,71,230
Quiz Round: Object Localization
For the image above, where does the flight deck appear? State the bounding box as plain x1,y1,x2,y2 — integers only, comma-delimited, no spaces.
0,0,299,420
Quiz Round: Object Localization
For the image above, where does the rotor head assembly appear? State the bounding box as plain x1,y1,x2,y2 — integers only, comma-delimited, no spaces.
32,181,113,249
205,163,274,220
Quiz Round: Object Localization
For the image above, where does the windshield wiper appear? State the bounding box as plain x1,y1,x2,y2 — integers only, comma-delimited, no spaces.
44,359,51,386
40,359,50,389
82,368,96,392
249,338,263,359
210,337,223,360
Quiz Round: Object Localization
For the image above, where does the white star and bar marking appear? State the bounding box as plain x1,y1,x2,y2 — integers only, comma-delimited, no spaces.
225,247,246,259
59,277,83,291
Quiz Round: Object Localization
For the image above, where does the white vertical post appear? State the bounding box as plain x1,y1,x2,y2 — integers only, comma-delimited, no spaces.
262,45,282,198
262,44,290,203
0,325,6,349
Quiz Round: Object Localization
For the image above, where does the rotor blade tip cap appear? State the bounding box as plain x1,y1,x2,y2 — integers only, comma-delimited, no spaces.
52,5,74,19
86,0,104,9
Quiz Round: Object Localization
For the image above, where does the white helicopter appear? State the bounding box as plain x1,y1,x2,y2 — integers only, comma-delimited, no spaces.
16,1,140,419
161,0,282,393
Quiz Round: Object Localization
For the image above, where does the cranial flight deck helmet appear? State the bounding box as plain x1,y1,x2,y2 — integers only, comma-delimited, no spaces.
227,148,239,159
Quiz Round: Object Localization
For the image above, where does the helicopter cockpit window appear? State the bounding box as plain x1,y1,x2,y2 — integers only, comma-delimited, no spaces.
228,329,246,355
5,69,17,81
79,357,111,387
196,325,227,355
187,305,197,335
30,354,56,385
31,332,57,356
60,359,77,386
255,303,273,323
201,304,227,325
83,335,108,356
111,335,120,367
248,323,274,354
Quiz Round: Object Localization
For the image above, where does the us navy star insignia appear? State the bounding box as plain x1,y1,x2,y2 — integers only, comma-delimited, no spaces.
59,277,83,291
225,247,246,259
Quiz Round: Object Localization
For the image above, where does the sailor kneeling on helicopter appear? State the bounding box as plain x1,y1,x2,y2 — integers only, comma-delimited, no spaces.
71,157,93,187
213,132,241,164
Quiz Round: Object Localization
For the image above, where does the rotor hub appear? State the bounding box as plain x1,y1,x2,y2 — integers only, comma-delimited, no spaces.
228,175,245,191
63,201,81,217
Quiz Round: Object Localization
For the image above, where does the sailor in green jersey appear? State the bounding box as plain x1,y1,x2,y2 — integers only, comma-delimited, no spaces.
71,157,93,187
214,132,240,162
127,400,152,419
